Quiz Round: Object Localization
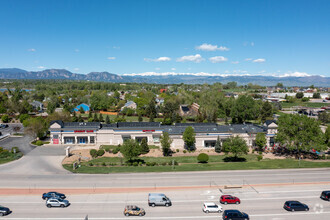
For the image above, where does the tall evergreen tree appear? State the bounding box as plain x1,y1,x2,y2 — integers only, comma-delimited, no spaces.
140,138,150,154
215,136,222,153
93,113,98,122
105,115,110,124
99,113,104,122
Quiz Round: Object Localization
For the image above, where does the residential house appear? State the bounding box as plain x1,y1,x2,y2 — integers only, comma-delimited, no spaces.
121,101,137,111
30,101,44,111
73,103,90,113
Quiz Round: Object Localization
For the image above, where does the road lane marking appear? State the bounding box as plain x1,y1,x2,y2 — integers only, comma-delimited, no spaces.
3,212,330,219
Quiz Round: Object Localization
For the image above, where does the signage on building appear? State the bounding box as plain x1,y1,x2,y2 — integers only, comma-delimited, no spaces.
53,139,59,144
74,130,94,133
143,130,155,132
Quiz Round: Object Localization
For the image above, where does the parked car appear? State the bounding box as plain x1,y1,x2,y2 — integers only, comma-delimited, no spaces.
148,193,172,207
0,124,8,129
123,205,145,216
223,210,249,220
203,202,223,213
46,198,70,208
0,206,11,216
320,191,330,201
42,192,66,200
283,201,309,211
220,195,241,205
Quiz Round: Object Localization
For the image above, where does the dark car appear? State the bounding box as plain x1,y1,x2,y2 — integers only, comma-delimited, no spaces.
0,124,8,129
0,206,11,216
42,192,66,200
220,195,241,205
320,191,330,201
223,210,249,220
283,201,309,212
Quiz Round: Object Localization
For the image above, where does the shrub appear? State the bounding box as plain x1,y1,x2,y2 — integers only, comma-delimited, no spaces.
161,162,167,166
176,149,179,152
146,162,152,166
100,145,111,152
1,114,9,123
35,140,44,146
102,162,106,166
112,146,120,154
88,162,94,166
173,160,179,165
0,147,3,153
97,149,105,157
197,153,209,163
138,161,143,166
133,161,138,166
257,155,263,161
0,149,10,158
151,162,157,166
90,149,97,158
11,147,20,153
183,150,187,153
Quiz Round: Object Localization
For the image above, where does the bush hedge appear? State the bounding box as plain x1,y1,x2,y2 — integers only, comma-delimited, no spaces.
197,153,209,163
90,149,97,158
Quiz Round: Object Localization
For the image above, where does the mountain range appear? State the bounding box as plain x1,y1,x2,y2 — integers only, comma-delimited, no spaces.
0,68,329,87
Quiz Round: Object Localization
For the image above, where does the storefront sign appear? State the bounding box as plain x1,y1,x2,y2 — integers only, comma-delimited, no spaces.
74,130,94,133
53,139,59,144
143,130,155,132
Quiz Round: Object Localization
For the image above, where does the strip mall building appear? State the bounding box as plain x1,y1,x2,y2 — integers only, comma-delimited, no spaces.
49,121,277,149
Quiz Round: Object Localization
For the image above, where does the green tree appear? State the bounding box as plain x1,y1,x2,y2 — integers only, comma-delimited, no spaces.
88,111,92,119
105,115,110,124
99,113,104,122
138,114,143,122
325,125,330,147
231,95,259,123
1,114,9,123
93,113,99,122
215,136,222,153
222,136,249,158
77,115,84,122
275,114,326,157
146,98,157,120
24,117,48,139
260,101,273,122
160,132,173,156
313,93,321,99
140,138,150,154
120,139,141,161
255,133,267,152
318,111,330,124
296,92,304,99
276,83,283,88
183,126,196,150
19,114,30,123
79,106,85,114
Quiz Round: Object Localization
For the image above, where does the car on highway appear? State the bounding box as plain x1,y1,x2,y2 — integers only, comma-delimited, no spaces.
0,206,11,216
223,210,249,220
320,191,330,201
283,201,309,212
46,198,70,208
148,193,172,207
220,195,241,205
203,202,223,213
123,205,145,216
42,192,66,200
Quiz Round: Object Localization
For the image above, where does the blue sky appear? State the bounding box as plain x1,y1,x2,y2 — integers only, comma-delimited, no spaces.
0,0,330,77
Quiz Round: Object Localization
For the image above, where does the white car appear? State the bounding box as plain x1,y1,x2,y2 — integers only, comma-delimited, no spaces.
203,202,223,213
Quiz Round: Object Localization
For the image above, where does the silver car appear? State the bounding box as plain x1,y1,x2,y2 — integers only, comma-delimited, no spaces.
46,198,70,208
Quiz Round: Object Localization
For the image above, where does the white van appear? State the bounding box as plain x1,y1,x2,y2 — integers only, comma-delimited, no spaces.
148,193,172,207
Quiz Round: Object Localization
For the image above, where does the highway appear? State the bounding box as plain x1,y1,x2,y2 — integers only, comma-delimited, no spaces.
1,142,330,219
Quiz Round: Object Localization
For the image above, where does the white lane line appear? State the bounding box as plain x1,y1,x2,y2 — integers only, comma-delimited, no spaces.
0,195,324,204
3,212,330,219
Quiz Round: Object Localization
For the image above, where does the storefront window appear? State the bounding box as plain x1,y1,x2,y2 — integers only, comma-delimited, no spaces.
90,136,95,144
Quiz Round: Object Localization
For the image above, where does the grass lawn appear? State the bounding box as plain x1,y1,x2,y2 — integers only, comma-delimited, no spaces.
0,152,23,165
63,154,330,174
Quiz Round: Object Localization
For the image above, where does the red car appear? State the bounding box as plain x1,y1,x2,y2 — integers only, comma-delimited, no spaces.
220,195,240,205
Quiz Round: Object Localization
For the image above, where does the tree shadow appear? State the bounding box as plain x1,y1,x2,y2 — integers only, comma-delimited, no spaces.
223,156,246,162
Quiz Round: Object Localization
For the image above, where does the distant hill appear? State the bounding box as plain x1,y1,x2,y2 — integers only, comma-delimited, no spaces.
0,68,329,86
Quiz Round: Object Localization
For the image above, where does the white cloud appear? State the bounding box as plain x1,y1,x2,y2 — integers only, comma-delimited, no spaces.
231,61,239,64
144,57,171,62
195,43,229,51
107,57,116,60
252,58,266,63
28,48,36,52
278,71,311,77
209,56,228,63
171,68,176,71
74,68,80,71
177,54,204,63
74,49,80,52
37,66,45,69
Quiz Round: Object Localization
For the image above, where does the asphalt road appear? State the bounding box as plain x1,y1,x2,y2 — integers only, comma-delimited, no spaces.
0,185,330,219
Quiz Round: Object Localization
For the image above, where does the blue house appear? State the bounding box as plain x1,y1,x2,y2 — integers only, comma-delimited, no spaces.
73,103,90,113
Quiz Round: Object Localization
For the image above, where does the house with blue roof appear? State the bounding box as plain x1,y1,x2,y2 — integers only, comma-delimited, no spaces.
121,101,137,111
73,103,91,113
